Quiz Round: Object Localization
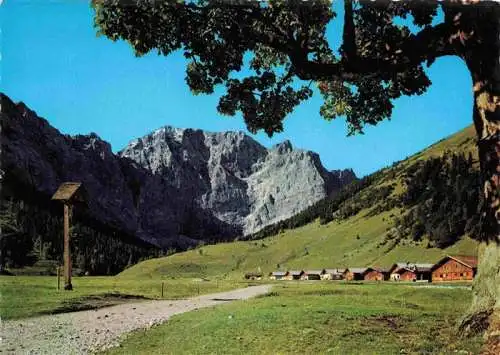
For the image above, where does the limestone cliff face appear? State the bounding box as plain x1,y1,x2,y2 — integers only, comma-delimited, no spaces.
121,127,356,236
1,93,356,248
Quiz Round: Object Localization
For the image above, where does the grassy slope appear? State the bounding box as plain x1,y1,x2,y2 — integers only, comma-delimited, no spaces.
120,125,479,280
120,213,478,280
105,282,483,355
410,125,477,162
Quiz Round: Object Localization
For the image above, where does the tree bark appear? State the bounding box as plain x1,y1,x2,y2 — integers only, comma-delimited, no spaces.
461,84,500,350
460,56,500,355
456,7,500,352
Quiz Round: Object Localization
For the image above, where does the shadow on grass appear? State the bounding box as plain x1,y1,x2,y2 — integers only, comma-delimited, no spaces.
255,291,280,298
210,298,239,301
44,292,152,315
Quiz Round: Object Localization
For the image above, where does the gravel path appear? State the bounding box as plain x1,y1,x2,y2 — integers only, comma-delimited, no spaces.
1,284,272,355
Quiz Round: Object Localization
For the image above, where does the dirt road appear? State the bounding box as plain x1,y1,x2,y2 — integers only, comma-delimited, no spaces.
1,284,272,354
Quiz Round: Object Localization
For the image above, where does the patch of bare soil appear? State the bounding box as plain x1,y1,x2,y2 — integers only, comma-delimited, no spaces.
46,293,151,315
365,315,405,331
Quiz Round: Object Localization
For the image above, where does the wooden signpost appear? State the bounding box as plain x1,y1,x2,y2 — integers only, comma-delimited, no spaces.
51,182,85,291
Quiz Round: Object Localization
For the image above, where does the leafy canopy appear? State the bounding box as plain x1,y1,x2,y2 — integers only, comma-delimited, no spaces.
93,0,468,136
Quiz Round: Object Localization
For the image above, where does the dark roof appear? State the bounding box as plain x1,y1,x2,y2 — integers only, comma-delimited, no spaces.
347,267,370,274
389,262,411,273
432,255,478,270
324,268,345,274
51,182,84,201
395,267,416,274
372,267,391,273
395,265,433,274
391,263,434,273
410,264,434,272
414,263,434,269
271,271,287,276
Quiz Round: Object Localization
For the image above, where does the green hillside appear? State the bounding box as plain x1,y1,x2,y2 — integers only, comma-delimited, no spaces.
120,125,479,280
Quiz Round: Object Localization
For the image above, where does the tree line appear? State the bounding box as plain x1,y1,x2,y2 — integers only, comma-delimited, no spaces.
396,152,481,248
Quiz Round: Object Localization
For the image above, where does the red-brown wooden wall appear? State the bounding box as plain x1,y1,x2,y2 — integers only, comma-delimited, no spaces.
364,270,385,281
432,259,475,281
399,270,417,281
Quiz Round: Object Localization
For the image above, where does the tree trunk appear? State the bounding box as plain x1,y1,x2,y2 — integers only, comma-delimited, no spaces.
461,86,500,350
460,62,500,354
456,6,500,351
0,234,4,274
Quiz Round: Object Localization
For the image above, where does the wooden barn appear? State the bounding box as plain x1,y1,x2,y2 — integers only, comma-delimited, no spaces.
389,263,433,282
321,269,345,280
364,267,388,281
376,267,391,280
301,270,323,280
397,268,418,281
269,271,287,280
431,255,478,282
285,270,304,280
344,267,370,281
389,263,408,281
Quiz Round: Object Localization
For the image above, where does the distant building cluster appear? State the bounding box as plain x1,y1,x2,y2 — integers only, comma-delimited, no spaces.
244,255,478,283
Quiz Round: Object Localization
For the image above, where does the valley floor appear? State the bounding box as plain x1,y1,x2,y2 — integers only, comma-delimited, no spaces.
103,282,483,355
0,284,272,354
1,277,483,354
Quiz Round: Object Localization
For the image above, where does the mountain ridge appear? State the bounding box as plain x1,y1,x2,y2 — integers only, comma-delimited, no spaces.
1,93,355,249
120,123,356,236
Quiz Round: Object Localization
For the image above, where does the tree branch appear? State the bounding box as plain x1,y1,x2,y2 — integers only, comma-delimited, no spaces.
223,4,457,81
342,0,357,64
280,23,456,81
107,2,458,83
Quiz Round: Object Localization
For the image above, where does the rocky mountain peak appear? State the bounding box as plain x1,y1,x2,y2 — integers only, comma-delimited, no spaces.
123,127,356,235
72,133,113,159
273,140,293,154
2,93,357,249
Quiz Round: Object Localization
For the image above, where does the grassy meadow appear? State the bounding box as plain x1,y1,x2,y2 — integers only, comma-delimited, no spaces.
104,282,482,355
1,125,482,355
0,275,252,320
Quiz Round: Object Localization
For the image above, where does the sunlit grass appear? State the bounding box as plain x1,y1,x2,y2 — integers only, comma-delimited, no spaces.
104,282,483,354
0,276,250,320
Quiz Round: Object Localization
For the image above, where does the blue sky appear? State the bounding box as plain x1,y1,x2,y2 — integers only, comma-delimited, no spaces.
1,1,473,177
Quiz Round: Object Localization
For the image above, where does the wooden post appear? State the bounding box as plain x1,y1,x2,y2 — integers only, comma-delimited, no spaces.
52,182,84,291
63,203,72,290
161,282,164,298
